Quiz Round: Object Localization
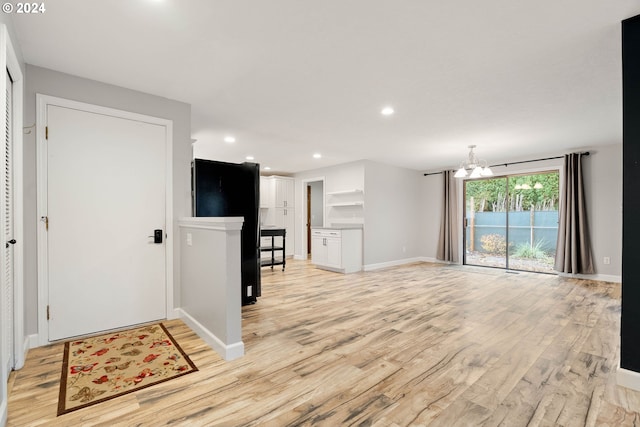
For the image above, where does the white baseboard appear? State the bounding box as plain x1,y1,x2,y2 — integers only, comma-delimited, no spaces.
293,254,306,261
1,398,7,427
364,257,433,271
177,308,244,361
617,365,640,391
12,336,30,370
27,334,38,350
420,257,456,265
558,272,621,283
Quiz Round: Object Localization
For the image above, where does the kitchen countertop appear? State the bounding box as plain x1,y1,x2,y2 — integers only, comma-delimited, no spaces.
311,225,363,230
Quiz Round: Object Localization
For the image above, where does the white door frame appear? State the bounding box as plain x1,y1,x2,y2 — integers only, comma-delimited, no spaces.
0,22,24,426
297,176,325,260
36,95,174,346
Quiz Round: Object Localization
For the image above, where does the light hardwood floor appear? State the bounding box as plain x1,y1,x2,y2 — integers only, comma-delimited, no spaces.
7,260,640,426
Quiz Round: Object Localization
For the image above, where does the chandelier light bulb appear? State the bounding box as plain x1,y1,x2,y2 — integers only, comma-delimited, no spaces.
454,145,491,179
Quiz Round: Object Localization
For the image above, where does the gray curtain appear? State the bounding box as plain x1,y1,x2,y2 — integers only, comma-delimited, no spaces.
437,170,459,262
554,153,594,274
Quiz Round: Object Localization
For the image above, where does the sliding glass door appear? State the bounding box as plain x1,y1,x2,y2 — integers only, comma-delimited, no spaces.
464,171,559,273
464,177,508,269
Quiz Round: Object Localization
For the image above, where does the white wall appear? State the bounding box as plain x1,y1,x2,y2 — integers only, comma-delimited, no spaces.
363,160,424,268
23,65,192,336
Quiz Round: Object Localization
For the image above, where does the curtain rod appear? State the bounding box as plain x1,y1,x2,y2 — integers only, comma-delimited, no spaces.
423,151,590,177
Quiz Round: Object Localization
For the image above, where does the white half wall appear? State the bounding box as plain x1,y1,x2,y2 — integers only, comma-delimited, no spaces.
178,217,244,361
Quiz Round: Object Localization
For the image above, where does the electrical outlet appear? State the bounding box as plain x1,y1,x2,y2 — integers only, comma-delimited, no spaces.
186,233,193,247
247,286,252,297
604,256,611,265
402,246,406,253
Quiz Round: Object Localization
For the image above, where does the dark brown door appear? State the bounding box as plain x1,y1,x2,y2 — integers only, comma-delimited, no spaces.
307,185,312,256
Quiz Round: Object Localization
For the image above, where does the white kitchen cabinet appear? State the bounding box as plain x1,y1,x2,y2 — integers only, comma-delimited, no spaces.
260,176,296,256
311,234,327,265
311,228,362,273
311,232,340,269
259,176,271,208
326,236,342,268
273,177,295,208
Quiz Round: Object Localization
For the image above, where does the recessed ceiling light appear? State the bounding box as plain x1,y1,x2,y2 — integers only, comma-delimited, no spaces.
264,166,271,170
246,156,255,161
224,136,236,143
313,153,322,159
381,106,394,116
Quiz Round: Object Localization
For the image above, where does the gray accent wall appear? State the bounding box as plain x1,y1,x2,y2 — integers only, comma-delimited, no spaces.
420,172,444,260
363,160,423,266
23,65,192,336
582,144,622,278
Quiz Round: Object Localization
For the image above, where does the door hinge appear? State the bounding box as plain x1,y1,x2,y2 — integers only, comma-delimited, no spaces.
47,305,50,320
45,126,48,140
41,216,48,231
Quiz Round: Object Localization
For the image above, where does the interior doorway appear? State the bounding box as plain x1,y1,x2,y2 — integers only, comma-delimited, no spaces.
302,179,324,259
463,170,560,273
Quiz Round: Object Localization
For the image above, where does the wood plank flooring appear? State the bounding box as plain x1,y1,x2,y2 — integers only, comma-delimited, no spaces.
7,260,640,426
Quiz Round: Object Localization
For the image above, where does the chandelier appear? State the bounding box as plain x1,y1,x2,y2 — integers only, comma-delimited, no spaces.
454,145,493,179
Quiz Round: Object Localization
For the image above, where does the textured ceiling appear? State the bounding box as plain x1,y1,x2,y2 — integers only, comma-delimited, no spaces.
12,0,640,174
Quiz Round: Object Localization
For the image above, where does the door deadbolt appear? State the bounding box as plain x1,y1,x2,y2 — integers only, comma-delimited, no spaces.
149,229,163,244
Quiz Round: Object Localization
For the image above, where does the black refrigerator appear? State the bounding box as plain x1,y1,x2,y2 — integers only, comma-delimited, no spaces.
192,159,260,305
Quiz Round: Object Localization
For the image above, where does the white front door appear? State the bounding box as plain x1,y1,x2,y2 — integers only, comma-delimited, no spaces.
45,103,168,341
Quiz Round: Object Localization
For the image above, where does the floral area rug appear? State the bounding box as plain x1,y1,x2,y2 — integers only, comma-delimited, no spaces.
58,323,198,416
